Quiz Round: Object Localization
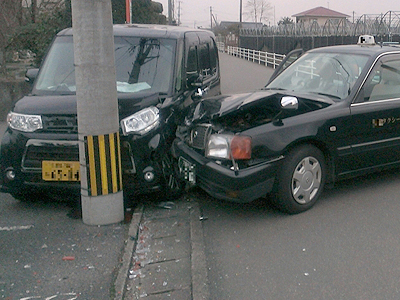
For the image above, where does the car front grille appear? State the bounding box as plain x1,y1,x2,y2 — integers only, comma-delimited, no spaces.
22,140,79,170
42,115,78,133
189,124,212,150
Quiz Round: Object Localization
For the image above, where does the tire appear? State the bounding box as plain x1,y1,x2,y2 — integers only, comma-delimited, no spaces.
161,152,184,199
275,145,326,214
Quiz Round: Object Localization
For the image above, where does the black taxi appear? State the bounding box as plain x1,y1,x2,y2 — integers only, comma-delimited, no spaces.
172,35,400,214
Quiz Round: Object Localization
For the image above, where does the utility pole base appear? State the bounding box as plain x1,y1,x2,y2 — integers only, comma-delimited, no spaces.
81,191,124,225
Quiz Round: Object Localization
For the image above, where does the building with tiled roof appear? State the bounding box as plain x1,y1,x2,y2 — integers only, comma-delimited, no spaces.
292,6,350,27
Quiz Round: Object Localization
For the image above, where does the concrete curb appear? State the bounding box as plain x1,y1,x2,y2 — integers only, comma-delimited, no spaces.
113,205,144,300
113,197,209,300
189,199,210,300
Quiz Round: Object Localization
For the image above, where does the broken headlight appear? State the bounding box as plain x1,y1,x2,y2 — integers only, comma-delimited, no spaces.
120,106,160,136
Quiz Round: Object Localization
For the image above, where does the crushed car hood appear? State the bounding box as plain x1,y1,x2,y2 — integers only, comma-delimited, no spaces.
12,92,161,119
190,90,334,123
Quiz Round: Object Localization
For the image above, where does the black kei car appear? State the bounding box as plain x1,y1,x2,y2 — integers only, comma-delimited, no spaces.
0,24,220,202
172,35,400,214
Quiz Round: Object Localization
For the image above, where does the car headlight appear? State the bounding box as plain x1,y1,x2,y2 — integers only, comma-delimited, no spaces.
206,134,251,160
7,112,43,132
120,106,160,136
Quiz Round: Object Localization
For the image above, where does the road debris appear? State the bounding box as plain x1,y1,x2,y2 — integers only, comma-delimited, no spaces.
62,256,75,261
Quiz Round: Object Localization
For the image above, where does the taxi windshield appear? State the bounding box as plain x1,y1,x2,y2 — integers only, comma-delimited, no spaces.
34,35,176,95
267,52,369,100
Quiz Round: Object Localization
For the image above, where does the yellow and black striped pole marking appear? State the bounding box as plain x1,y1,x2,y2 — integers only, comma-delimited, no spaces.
84,132,123,196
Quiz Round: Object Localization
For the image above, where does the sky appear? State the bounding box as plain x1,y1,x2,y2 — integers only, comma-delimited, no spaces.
156,0,399,28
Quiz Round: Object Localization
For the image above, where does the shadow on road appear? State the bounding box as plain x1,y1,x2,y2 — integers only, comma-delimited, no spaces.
189,167,400,219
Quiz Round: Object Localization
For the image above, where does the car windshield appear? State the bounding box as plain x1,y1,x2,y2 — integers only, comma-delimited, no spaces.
266,52,369,100
34,35,176,95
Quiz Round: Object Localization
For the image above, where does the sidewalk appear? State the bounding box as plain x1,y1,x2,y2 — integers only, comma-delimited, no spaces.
114,195,209,300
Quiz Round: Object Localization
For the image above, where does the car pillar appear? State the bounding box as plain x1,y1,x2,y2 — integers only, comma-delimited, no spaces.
71,0,124,225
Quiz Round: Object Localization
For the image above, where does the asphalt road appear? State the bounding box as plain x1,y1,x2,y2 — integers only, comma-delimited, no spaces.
0,120,129,298
219,52,274,94
0,192,128,299
198,170,400,299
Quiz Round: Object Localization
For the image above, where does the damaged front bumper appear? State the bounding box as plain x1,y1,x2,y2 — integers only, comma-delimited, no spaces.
171,138,283,203
0,127,170,197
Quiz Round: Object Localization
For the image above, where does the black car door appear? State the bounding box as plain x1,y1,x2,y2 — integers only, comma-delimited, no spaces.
184,32,221,98
349,54,400,171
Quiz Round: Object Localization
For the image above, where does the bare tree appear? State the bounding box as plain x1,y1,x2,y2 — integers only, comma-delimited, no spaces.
0,0,23,72
245,0,272,24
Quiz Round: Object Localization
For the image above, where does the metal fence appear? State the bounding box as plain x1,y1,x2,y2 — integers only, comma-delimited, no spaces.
240,11,400,38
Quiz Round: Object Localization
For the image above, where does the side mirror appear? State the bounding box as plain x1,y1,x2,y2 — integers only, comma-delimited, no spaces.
25,68,39,85
281,96,298,110
187,71,203,88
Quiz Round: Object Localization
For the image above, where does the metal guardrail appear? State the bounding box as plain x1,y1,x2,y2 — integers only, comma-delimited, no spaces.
226,46,285,69
216,42,285,69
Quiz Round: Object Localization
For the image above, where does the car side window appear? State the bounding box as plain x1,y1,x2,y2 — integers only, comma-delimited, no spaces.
198,40,219,80
209,40,218,75
364,57,400,102
187,45,198,74
185,32,220,90
199,44,211,76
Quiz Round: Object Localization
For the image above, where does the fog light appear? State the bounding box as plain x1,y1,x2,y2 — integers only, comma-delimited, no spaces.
6,169,16,180
144,171,155,182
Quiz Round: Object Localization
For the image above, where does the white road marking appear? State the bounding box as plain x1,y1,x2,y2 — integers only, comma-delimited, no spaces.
0,225,34,231
19,293,78,300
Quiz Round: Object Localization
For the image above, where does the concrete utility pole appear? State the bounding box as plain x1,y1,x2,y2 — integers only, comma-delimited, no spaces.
71,0,124,225
210,6,212,29
240,0,242,24
177,1,181,26
239,0,242,47
168,0,174,25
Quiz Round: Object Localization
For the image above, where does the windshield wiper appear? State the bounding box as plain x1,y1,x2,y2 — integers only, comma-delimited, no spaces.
262,87,287,91
310,92,341,100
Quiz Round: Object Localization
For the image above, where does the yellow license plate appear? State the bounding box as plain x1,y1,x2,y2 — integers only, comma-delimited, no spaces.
42,161,80,181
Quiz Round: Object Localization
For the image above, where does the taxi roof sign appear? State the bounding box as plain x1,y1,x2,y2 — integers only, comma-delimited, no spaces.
358,35,375,45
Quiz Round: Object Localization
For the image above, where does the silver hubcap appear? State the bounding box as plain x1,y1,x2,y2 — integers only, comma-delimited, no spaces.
291,156,321,204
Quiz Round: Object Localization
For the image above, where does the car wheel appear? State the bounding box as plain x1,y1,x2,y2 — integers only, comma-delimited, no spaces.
161,152,184,199
275,145,326,214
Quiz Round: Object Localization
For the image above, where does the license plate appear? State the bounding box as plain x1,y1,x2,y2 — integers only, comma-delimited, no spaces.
42,161,80,181
178,157,196,184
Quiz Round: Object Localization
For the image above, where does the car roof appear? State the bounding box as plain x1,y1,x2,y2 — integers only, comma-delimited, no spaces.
308,43,400,58
57,23,214,39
